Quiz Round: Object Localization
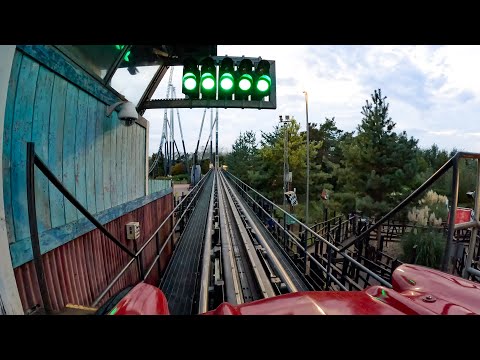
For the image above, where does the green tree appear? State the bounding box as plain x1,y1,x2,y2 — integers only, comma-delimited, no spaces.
171,162,187,176
225,131,258,182
148,151,165,179
337,89,421,217
250,119,323,216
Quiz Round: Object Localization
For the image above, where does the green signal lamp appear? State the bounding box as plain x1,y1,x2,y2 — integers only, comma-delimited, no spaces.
182,57,200,99
200,57,216,100
235,58,254,100
253,60,272,100
219,57,235,99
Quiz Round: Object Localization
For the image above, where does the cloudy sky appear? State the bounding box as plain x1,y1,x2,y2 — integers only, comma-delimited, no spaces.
111,45,480,156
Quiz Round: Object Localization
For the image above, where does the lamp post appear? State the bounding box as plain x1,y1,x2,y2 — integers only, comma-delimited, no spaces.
279,115,291,209
303,91,310,226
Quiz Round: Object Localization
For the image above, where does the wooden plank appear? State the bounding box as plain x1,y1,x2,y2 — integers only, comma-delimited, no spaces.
48,75,67,229
116,117,124,205
126,123,134,201
74,90,88,219
85,96,97,214
121,122,127,204
31,66,54,233
94,100,105,213
17,46,120,107
63,83,79,224
3,51,23,243
110,112,118,207
134,124,140,199
11,56,40,241
101,101,112,210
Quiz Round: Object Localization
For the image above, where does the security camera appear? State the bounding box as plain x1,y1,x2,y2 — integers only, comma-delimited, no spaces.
106,101,138,126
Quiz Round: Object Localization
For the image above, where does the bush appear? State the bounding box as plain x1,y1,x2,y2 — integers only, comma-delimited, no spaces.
400,190,447,269
171,162,187,176
172,174,189,182
401,229,445,269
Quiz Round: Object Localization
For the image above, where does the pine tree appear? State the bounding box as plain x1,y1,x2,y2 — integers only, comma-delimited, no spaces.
337,89,421,217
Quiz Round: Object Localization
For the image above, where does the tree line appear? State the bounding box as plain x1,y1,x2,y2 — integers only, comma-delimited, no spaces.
224,89,477,225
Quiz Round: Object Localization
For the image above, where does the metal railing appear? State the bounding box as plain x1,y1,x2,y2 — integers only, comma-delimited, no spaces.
224,170,393,291
337,152,480,279
26,141,211,312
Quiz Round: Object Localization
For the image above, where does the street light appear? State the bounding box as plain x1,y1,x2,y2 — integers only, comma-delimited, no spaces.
279,115,291,210
303,91,310,226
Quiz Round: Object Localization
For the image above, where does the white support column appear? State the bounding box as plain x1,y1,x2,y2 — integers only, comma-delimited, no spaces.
0,45,24,314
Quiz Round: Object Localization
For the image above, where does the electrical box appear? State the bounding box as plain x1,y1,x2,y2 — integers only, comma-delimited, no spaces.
126,222,140,240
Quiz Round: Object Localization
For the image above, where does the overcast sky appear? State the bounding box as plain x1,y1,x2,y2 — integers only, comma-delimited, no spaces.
111,45,480,156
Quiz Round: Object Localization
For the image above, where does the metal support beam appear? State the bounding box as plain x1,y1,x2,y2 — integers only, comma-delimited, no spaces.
143,98,276,110
137,64,169,115
443,156,460,272
463,159,480,278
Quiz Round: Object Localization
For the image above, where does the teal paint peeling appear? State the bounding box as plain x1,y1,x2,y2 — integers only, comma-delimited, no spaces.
4,47,149,256
31,67,54,232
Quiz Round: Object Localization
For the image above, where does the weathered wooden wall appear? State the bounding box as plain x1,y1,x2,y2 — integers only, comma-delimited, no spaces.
3,48,148,267
14,192,174,312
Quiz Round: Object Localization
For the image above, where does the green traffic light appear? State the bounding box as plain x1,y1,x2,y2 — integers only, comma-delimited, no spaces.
220,73,234,90
239,74,253,91
183,72,197,90
256,74,271,92
201,73,215,90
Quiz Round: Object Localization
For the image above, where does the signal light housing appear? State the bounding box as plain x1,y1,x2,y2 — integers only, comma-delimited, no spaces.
200,57,216,100
252,60,272,100
218,57,235,99
235,59,254,100
168,56,276,110
182,57,200,99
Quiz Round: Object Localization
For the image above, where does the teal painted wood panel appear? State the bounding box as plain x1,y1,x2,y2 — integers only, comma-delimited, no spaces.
74,90,88,219
11,55,40,241
101,101,112,210
120,122,127,205
3,50,23,243
48,75,67,229
126,123,134,201
116,121,124,205
4,50,152,252
17,45,120,107
139,126,146,197
31,67,54,232
85,95,97,214
94,100,104,212
134,124,140,199
110,112,118,207
63,83,79,223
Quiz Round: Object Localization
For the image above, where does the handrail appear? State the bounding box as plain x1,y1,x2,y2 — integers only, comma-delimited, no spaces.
338,155,457,252
338,151,480,274
26,141,212,311
91,169,212,307
224,170,392,289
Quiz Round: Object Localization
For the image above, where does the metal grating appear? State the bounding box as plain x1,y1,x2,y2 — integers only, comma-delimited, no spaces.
160,174,214,315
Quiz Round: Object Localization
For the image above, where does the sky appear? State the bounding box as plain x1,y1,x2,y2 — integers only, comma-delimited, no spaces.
110,45,480,156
